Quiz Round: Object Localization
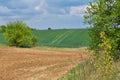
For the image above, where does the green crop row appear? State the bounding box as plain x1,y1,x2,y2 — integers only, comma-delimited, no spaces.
0,29,89,48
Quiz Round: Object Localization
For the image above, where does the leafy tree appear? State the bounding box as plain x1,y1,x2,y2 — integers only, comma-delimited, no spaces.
48,27,52,30
4,21,36,47
31,36,37,46
84,0,120,60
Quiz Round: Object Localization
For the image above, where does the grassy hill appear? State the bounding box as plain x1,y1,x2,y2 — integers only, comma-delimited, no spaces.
33,29,89,48
0,29,89,48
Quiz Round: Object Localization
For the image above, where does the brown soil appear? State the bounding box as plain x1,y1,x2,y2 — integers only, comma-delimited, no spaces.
0,47,89,80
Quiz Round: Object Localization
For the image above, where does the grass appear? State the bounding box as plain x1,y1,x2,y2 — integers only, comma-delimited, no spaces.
0,29,90,48
0,32,7,44
58,56,120,80
33,29,89,48
58,59,94,80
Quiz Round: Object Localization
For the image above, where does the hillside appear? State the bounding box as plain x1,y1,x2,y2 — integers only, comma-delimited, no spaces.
0,29,89,48
33,29,89,48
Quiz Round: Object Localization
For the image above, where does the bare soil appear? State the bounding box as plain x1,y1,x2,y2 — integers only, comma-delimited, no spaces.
0,47,89,80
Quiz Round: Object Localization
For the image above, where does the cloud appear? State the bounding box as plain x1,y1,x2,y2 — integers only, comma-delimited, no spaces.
70,5,88,17
34,0,48,15
0,6,11,13
35,0,45,11
0,0,93,29
25,14,84,29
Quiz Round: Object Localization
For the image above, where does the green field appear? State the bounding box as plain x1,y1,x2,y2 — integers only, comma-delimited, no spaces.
0,29,89,48
0,32,6,44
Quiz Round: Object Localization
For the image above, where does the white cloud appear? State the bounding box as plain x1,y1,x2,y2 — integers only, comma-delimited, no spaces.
0,0,90,29
34,0,48,15
60,9,66,14
0,6,11,13
70,5,87,17
35,0,46,11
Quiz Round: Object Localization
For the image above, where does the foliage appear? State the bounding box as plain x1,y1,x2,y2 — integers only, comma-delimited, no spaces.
4,21,36,47
84,0,120,60
31,36,37,46
109,28,120,61
48,27,52,30
58,56,120,80
58,60,95,80
0,25,6,33
93,31,116,80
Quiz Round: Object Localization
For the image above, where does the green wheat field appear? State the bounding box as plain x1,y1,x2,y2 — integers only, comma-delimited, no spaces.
0,29,90,48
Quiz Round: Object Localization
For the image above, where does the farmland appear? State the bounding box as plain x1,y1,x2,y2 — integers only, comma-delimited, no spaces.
0,47,88,80
0,29,89,48
0,0,120,79
0,28,90,80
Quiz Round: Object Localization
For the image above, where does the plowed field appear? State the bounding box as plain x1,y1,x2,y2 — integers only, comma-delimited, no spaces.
0,47,88,80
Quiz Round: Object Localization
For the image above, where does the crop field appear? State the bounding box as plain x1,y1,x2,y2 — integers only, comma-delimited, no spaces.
0,47,88,80
33,29,89,48
0,29,90,80
0,33,6,44
1,0,120,80
0,29,89,48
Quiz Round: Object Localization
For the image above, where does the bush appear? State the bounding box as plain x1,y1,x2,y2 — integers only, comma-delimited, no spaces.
84,0,120,61
31,36,37,46
93,31,116,80
4,21,36,47
48,27,52,30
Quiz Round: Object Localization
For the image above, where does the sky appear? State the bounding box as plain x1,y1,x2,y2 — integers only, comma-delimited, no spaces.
0,0,93,29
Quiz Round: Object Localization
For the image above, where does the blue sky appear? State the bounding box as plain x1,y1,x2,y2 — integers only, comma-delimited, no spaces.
0,0,93,29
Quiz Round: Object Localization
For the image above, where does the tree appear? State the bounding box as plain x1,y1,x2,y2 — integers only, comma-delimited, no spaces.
31,36,37,46
4,21,36,47
84,0,120,60
48,27,52,30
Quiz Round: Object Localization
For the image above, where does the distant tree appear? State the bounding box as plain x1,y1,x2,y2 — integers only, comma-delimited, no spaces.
31,28,37,31
48,27,52,30
4,21,37,47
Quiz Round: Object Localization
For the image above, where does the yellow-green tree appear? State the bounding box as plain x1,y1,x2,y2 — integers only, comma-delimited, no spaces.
4,21,36,47
84,0,120,61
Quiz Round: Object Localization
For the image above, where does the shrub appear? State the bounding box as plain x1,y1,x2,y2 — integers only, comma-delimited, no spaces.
93,31,116,80
48,27,52,30
4,21,36,47
31,36,37,46
84,0,120,60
